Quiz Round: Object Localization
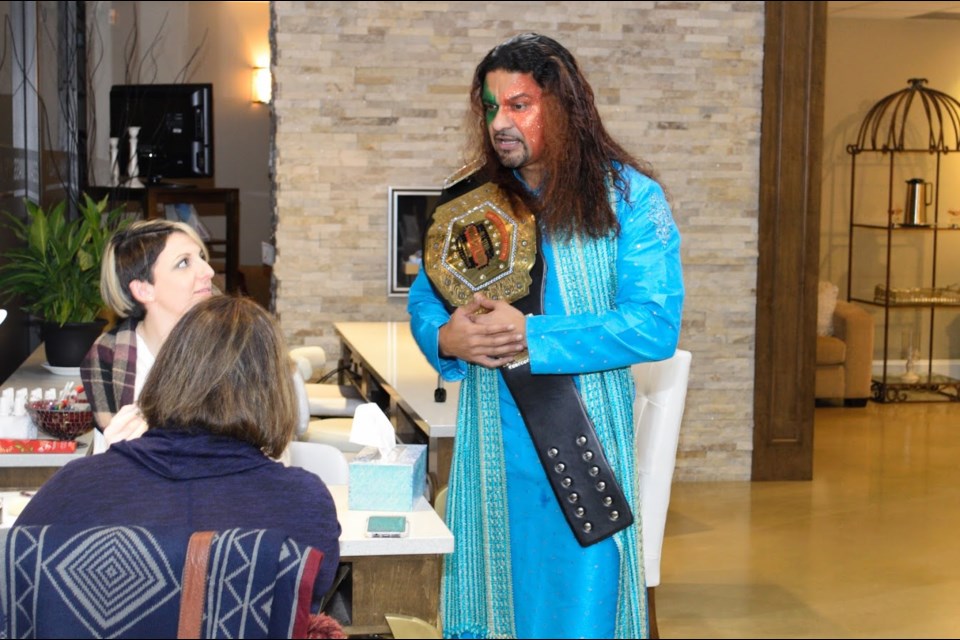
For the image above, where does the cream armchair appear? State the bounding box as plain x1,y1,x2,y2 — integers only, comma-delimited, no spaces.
816,299,874,406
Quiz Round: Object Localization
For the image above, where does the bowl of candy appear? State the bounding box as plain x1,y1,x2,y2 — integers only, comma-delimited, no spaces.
25,400,95,440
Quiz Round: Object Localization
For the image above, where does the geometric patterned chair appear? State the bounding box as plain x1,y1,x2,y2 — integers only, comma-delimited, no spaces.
0,525,336,639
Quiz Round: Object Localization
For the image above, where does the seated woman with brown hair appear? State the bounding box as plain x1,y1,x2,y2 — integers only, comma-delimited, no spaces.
17,295,342,595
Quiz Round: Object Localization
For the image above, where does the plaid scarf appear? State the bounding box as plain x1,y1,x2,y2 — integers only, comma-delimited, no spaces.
80,317,139,430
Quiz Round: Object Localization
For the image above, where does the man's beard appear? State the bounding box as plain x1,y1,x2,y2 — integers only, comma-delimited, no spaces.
494,143,529,169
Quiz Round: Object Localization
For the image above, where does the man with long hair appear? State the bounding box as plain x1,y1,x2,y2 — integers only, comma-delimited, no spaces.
408,33,684,638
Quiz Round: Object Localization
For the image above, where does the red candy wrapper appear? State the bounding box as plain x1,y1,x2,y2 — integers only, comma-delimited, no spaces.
0,439,78,454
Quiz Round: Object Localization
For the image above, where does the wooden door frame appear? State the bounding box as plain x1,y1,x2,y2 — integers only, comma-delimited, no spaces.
752,1,827,480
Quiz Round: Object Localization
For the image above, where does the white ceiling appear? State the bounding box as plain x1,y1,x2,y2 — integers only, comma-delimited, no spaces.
828,1,960,19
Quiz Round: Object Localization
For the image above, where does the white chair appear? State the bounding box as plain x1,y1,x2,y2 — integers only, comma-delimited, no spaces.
290,346,367,454
633,348,692,639
289,346,365,418
286,441,350,485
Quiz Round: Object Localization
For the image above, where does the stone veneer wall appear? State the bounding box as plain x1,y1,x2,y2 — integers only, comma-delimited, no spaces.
270,1,765,481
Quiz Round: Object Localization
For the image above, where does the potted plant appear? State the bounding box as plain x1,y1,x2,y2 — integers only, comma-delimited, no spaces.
0,193,130,367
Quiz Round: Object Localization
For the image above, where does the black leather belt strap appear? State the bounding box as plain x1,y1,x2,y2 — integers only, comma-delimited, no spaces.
502,241,634,547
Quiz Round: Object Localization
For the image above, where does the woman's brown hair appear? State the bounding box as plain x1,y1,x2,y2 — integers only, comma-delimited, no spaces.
137,295,298,458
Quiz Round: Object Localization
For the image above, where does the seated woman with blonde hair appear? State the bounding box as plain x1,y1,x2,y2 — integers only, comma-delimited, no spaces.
18,295,342,595
82,218,309,452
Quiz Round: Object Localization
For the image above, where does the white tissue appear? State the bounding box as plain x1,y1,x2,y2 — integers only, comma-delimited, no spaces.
13,390,27,416
349,402,398,458
0,388,12,416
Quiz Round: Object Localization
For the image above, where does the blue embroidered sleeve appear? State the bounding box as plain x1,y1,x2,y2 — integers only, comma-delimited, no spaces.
407,268,468,381
527,171,684,374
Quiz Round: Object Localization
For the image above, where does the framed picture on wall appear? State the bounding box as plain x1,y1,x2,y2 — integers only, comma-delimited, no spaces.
388,187,442,296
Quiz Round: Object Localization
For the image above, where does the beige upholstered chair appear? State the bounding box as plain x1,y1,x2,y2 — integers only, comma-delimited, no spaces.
816,299,874,406
385,614,442,639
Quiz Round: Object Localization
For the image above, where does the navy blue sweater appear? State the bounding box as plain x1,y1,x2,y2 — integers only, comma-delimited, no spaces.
16,430,342,595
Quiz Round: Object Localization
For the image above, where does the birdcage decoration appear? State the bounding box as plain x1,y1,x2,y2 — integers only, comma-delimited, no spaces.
847,78,960,155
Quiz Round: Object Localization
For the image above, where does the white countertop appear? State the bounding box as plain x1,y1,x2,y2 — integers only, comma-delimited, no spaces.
334,321,459,439
3,344,81,390
330,484,453,558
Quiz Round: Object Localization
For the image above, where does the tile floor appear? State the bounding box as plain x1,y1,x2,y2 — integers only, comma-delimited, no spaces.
656,400,960,638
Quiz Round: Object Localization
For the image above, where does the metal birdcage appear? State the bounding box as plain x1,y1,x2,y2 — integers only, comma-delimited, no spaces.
847,78,960,154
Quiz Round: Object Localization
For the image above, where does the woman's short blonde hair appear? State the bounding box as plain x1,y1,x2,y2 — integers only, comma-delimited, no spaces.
137,295,298,458
100,219,208,319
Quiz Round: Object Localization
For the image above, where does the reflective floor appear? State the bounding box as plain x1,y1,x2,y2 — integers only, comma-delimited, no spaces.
658,401,960,639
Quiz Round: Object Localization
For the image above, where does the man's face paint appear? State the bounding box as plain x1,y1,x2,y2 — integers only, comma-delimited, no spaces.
482,70,546,187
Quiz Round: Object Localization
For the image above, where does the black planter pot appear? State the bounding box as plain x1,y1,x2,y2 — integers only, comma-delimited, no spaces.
41,319,108,368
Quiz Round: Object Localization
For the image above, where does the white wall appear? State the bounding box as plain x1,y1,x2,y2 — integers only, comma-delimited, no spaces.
823,16,960,362
86,1,271,266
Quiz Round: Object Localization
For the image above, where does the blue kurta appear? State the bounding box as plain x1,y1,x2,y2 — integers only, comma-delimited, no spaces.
408,166,683,638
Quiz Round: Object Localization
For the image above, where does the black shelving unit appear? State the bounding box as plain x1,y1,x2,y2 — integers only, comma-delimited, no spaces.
846,79,960,403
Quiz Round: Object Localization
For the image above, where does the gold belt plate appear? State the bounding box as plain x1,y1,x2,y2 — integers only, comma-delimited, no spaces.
424,183,537,307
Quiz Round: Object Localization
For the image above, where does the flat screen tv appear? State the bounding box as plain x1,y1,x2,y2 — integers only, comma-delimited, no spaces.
109,83,214,185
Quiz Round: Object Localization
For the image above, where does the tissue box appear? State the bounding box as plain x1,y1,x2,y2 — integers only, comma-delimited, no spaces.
349,444,427,512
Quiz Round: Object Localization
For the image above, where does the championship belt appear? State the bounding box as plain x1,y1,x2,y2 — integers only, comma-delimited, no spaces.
423,181,537,308
423,179,634,547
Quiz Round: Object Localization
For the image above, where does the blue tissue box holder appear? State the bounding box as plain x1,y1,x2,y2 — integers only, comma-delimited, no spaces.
349,444,427,512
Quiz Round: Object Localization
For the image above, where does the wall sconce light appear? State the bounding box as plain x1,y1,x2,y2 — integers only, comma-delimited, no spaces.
252,66,272,104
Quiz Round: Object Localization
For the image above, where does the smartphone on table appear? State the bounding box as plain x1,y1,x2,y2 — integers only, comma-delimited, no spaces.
365,515,409,538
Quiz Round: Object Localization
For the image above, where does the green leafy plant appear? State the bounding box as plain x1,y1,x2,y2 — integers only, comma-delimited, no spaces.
0,193,130,326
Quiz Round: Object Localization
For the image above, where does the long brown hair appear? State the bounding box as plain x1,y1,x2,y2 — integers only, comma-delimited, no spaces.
138,295,298,458
468,32,657,239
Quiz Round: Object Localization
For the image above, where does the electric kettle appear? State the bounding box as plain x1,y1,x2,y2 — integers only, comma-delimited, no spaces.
904,178,933,226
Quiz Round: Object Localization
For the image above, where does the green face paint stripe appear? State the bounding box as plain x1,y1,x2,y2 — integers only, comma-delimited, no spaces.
482,82,498,125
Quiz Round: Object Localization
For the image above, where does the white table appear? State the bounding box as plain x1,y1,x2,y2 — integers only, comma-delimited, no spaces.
0,346,92,485
330,484,452,558
334,321,458,488
328,483,451,634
